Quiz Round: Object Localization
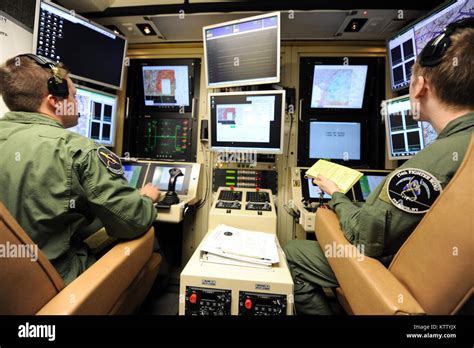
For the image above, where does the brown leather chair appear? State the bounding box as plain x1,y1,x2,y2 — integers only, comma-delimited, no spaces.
0,203,161,315
315,134,474,315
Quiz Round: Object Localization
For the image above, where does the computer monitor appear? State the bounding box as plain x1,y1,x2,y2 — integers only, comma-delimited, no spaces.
33,0,127,89
203,12,280,88
136,118,192,160
142,65,190,107
310,65,368,109
388,0,472,91
145,163,193,195
122,162,149,188
352,170,391,202
209,90,285,154
309,121,361,161
68,85,118,146
383,95,438,160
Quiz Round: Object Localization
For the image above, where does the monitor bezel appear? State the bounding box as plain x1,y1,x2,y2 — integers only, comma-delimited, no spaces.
306,119,367,167
144,163,193,195
136,59,197,113
202,11,281,89
352,169,392,202
382,94,424,161
121,161,150,189
309,64,369,110
73,84,118,147
208,90,286,155
33,0,128,90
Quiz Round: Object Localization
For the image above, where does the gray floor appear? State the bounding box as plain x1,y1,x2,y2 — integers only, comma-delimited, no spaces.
139,267,181,315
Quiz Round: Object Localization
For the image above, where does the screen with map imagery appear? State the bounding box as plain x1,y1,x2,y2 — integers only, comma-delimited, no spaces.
142,65,190,107
388,0,473,91
310,65,368,109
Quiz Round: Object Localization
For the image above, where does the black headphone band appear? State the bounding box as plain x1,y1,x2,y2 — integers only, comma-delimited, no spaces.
17,53,69,98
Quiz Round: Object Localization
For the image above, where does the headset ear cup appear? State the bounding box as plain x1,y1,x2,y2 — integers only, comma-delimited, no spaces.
48,77,69,98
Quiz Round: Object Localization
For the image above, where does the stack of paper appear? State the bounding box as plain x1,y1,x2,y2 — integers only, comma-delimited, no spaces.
200,225,280,268
305,159,363,194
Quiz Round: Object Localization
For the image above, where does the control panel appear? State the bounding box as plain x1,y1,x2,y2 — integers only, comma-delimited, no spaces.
213,169,277,193
209,187,277,234
179,232,294,315
239,291,287,316
216,201,241,210
218,190,243,202
184,286,231,315
122,160,201,223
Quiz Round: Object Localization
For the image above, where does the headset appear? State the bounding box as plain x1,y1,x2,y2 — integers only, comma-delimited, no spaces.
17,53,69,98
419,16,474,67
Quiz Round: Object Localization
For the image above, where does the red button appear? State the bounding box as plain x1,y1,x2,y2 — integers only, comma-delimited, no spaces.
230,186,234,191
245,298,252,309
256,187,260,192
189,293,197,304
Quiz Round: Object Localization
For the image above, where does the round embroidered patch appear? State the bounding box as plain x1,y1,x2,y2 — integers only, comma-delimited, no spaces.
97,146,124,175
386,168,442,214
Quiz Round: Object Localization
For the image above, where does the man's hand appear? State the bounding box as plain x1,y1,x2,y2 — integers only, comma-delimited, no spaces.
140,183,161,203
313,175,342,196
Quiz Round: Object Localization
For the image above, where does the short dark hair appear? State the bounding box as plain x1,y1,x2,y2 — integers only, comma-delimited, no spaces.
412,28,474,110
0,56,69,112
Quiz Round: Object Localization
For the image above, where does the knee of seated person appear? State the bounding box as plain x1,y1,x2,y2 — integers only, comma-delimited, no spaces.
282,239,301,262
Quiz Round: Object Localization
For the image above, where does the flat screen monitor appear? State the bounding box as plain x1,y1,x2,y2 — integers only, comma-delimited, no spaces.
383,95,438,160
387,0,472,91
33,1,127,89
309,121,361,161
142,65,190,107
310,65,368,109
145,163,193,195
203,12,280,88
209,90,285,154
122,162,149,188
353,171,391,202
137,118,192,160
68,85,118,146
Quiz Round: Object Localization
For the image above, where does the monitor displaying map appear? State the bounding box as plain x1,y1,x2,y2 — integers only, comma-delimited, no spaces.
142,65,190,107
388,0,473,91
310,65,368,109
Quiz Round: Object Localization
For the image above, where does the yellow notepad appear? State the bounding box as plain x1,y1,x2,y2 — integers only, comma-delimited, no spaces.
305,160,363,194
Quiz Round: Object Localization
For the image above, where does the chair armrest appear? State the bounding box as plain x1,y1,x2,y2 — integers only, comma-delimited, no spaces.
315,209,425,315
37,227,155,315
83,227,118,255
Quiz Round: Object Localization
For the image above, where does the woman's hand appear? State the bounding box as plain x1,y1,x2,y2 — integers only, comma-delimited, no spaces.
312,174,342,196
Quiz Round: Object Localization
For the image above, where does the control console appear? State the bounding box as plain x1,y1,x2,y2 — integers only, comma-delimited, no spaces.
209,187,277,234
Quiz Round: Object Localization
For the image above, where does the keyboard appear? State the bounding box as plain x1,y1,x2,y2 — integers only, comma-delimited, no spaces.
246,191,270,203
218,190,243,201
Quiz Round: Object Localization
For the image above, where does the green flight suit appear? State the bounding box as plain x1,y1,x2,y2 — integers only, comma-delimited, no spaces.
284,112,474,315
0,111,157,284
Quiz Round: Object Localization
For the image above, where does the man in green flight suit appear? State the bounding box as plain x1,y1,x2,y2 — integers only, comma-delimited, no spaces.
284,20,474,314
0,54,161,285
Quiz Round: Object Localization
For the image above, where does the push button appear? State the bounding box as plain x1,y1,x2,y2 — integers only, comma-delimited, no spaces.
189,293,197,304
245,298,252,310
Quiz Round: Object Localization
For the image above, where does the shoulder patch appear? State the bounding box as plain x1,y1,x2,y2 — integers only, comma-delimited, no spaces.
386,168,442,214
97,146,124,175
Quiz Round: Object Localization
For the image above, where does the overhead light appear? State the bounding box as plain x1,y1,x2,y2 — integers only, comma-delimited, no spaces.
105,25,124,37
136,23,157,36
344,18,368,32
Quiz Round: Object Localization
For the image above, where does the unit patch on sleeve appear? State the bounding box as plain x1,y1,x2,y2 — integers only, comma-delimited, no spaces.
386,168,442,214
97,146,124,175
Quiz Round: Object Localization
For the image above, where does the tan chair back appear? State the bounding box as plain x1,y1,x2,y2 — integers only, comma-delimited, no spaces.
0,203,65,314
389,134,474,314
